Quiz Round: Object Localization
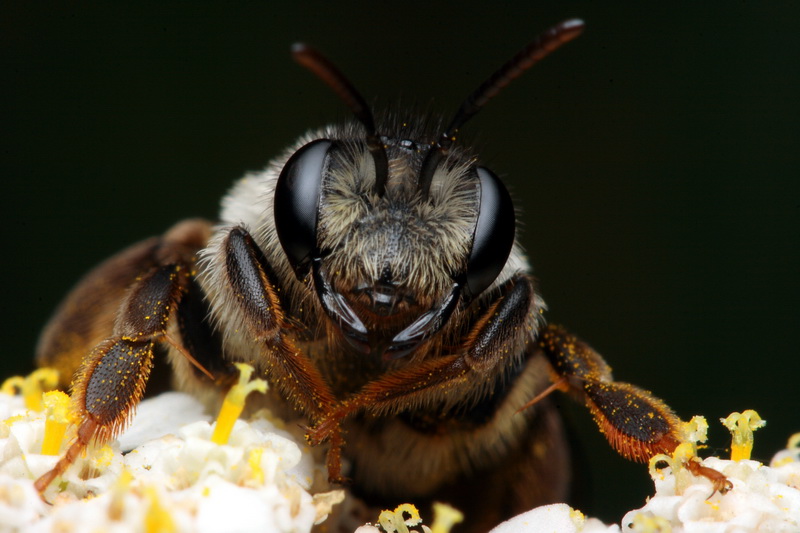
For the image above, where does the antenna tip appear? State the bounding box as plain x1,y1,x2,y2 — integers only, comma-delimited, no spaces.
562,18,585,28
559,19,586,36
290,42,310,57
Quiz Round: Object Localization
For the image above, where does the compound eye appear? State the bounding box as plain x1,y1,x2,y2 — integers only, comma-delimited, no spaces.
464,166,516,298
274,139,334,276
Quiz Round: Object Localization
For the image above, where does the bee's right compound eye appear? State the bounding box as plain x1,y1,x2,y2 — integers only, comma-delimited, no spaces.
274,139,333,276
463,166,516,299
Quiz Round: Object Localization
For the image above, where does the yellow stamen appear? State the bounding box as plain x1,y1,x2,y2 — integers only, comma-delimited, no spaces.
312,490,346,523
93,444,116,468
211,363,267,445
247,447,265,485
41,390,70,455
109,469,134,521
144,486,176,533
0,377,23,395
630,512,672,532
430,502,464,533
648,427,702,494
649,415,711,481
673,441,697,464
378,504,422,533
395,504,421,527
0,368,59,411
568,507,586,529
648,453,675,479
680,415,709,449
721,410,766,461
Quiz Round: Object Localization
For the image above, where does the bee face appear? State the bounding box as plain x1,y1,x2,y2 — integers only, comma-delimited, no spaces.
271,117,516,358
316,125,477,300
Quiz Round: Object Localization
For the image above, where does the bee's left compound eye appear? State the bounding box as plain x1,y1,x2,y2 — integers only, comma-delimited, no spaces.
464,167,516,299
274,139,334,276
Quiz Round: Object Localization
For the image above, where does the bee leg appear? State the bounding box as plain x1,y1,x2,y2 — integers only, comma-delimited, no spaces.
535,324,682,462
35,261,197,493
220,228,343,475
307,274,541,444
222,227,337,414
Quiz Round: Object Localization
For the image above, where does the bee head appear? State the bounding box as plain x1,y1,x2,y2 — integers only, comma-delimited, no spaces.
273,21,583,358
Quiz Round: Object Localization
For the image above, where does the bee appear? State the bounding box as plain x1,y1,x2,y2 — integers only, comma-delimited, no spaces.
34,19,706,531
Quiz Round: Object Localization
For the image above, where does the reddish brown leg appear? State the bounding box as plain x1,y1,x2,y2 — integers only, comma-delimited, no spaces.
220,228,342,476
305,353,467,448
221,227,337,416
535,325,682,461
535,325,730,492
34,220,215,494
35,263,195,493
306,275,539,450
684,460,733,495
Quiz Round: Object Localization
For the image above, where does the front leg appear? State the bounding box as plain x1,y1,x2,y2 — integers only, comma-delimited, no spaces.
307,273,540,445
217,227,337,416
212,227,345,477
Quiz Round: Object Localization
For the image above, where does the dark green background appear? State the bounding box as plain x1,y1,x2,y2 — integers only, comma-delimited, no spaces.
3,2,798,524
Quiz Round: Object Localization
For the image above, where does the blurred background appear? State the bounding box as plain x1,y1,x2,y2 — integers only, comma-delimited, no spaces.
2,2,798,524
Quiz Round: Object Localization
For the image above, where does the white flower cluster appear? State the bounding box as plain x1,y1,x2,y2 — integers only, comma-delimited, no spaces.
0,391,342,533
2,384,798,533
490,441,800,533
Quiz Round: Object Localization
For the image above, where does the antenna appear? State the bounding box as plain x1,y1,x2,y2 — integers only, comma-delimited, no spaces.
417,19,585,196
291,43,390,196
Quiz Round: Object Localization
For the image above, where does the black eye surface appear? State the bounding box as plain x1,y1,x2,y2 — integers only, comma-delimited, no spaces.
274,139,333,275
464,166,516,298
